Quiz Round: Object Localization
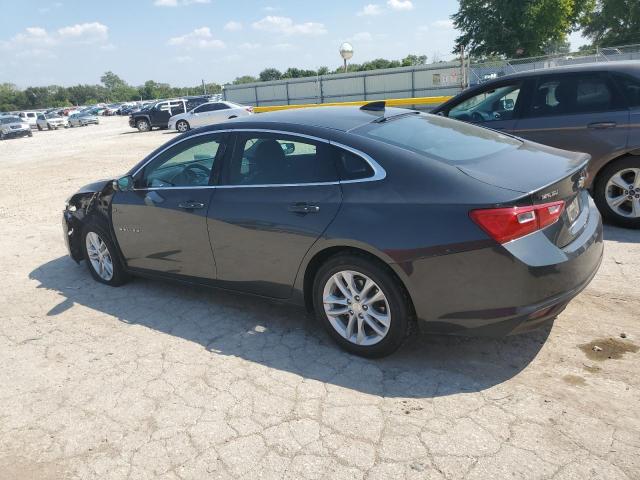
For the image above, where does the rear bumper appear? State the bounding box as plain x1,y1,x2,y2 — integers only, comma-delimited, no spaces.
404,196,604,336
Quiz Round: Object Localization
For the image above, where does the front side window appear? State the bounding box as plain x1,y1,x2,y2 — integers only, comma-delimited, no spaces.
171,102,186,115
449,83,522,122
139,135,223,188
194,104,213,113
27,112,36,118
226,133,337,186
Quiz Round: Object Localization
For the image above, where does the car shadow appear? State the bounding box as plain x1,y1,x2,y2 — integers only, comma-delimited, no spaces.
29,256,550,398
603,223,640,244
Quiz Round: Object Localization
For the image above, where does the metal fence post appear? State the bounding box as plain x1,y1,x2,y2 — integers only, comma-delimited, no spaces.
320,76,324,104
285,81,290,105
411,68,416,97
363,75,367,101
254,86,259,106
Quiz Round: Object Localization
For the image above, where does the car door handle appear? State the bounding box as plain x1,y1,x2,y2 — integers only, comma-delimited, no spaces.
178,201,205,209
288,202,320,214
588,122,617,129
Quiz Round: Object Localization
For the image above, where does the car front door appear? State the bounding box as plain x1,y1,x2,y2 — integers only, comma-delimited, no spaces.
111,132,227,279
190,103,213,127
513,72,630,168
207,131,343,298
445,80,528,133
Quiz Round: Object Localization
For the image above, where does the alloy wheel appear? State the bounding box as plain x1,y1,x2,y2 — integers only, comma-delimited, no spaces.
605,168,640,218
322,270,391,346
85,232,114,281
177,121,189,132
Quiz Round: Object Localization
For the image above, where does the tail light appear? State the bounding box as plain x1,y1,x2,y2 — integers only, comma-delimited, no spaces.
470,201,565,244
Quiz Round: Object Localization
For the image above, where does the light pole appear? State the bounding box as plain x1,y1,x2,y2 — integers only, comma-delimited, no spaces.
340,42,353,73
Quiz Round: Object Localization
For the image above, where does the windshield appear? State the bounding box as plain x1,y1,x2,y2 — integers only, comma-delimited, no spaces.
1,116,21,124
357,113,521,164
45,113,61,119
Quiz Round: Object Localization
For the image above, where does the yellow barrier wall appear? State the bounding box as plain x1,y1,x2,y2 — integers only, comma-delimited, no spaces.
253,96,453,113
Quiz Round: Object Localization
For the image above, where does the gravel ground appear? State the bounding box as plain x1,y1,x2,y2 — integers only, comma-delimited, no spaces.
1,117,639,480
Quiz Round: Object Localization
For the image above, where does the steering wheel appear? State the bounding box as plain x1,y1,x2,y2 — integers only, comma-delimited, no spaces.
183,163,211,185
471,111,486,122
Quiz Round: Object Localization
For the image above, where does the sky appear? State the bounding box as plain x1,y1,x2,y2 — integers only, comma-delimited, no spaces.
0,0,589,88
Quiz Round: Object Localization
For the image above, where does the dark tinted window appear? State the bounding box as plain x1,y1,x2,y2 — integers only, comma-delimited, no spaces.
170,102,186,115
527,73,619,117
358,114,521,164
194,103,215,113
448,83,523,122
227,133,337,185
612,73,640,107
334,147,374,180
1,116,21,124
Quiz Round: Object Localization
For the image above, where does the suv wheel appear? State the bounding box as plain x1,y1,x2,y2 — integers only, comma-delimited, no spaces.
176,120,190,133
37,124,42,131
312,254,414,357
594,156,640,229
136,119,150,132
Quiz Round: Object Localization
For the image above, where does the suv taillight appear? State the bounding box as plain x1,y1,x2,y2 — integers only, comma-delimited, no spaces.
470,201,565,244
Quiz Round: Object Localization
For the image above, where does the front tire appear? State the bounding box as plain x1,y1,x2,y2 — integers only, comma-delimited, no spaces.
81,226,128,286
594,156,640,229
136,119,150,132
312,254,414,357
176,120,190,133
37,124,42,131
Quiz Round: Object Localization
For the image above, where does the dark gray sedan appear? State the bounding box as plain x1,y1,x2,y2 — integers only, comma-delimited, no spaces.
434,61,640,228
62,105,603,357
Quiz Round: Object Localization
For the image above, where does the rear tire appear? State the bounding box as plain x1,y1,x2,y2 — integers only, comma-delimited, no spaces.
594,156,640,229
37,124,42,131
176,120,190,132
136,119,150,132
81,225,128,286
312,254,414,357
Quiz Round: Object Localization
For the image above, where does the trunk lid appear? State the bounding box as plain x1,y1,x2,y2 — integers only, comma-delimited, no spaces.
459,141,590,248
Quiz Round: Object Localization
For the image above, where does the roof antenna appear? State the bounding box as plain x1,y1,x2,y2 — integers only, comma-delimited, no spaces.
360,101,385,112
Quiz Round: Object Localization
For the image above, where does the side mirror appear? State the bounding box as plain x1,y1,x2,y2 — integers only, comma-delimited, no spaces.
281,142,295,155
113,175,134,192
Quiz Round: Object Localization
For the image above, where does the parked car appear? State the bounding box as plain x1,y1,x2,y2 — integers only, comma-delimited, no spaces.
36,113,69,130
63,104,603,357
129,99,189,132
434,61,640,228
68,112,99,127
168,101,253,132
18,111,38,128
0,115,32,140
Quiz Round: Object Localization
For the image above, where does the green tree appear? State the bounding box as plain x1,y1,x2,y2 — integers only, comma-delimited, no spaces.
232,75,258,85
402,54,427,66
543,36,572,55
581,0,640,46
259,68,283,82
452,0,593,57
317,66,330,76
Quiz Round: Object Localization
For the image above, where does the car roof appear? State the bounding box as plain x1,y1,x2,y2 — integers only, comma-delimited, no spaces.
489,60,640,82
219,105,410,132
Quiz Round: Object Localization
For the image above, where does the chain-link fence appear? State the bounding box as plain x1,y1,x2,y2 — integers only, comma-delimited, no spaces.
469,43,640,86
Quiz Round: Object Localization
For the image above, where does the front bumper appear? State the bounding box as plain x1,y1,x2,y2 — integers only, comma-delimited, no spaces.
404,196,604,336
2,128,31,138
62,209,83,262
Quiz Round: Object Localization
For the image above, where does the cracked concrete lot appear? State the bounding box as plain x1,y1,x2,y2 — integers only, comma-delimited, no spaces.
1,117,639,480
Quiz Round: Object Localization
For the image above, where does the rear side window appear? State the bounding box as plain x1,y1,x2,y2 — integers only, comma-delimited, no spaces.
357,114,521,164
226,133,337,185
612,73,640,107
333,147,374,180
526,73,620,117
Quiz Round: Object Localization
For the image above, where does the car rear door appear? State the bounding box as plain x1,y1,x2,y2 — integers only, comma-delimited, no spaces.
207,131,343,298
111,132,227,279
513,72,630,166
444,79,529,133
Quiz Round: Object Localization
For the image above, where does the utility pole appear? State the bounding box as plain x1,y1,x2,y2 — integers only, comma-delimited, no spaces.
202,79,207,95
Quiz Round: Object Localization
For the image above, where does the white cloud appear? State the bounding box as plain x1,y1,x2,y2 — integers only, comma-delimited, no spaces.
167,27,225,49
357,4,382,16
252,16,327,36
174,55,193,63
431,19,454,29
154,0,210,6
57,22,109,43
349,32,373,43
387,0,413,11
224,21,243,31
239,42,261,50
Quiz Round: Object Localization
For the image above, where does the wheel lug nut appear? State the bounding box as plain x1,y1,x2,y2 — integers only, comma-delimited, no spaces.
358,313,364,318
354,295,360,301
362,305,368,310
349,310,354,315
346,299,351,304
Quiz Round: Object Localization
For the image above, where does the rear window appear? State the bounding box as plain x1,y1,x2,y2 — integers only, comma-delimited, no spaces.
357,114,521,164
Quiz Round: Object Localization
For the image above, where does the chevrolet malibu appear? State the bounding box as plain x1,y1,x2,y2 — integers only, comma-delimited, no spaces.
62,104,603,357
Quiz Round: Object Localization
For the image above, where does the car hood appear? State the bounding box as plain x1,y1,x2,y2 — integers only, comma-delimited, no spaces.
76,179,113,194
457,140,590,194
